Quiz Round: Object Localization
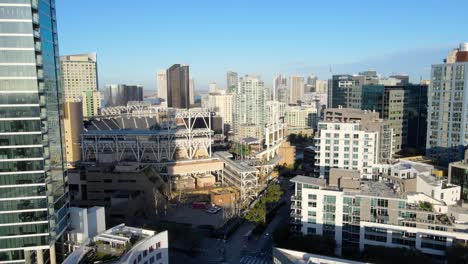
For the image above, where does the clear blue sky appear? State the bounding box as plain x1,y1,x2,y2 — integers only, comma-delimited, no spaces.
56,0,468,93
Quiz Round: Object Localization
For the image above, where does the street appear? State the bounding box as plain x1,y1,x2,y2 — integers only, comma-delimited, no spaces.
170,177,291,263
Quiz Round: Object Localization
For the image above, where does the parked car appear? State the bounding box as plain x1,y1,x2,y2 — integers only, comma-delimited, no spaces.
206,206,222,214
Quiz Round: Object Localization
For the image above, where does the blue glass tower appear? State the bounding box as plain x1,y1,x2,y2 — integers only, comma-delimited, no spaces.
0,0,68,263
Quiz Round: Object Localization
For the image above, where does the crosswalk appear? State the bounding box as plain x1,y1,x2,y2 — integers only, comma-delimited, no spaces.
239,255,272,264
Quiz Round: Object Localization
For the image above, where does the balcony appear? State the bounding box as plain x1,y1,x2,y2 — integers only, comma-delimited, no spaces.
291,204,302,210
34,42,41,52
290,212,302,218
36,56,43,67
33,30,40,39
290,218,302,225
291,195,302,201
32,14,39,25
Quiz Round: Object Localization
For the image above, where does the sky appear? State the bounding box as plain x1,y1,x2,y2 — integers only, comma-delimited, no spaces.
56,0,468,94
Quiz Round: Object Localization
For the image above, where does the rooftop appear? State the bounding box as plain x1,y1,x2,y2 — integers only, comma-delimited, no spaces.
290,175,327,187
358,181,400,199
214,151,258,173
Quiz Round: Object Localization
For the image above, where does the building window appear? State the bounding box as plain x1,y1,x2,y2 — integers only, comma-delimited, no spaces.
156,253,162,260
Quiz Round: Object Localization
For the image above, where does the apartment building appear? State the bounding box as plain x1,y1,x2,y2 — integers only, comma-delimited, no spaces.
290,163,467,257
314,108,393,179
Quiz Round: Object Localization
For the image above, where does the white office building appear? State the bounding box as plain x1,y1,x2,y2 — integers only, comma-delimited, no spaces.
315,108,393,179
426,43,468,165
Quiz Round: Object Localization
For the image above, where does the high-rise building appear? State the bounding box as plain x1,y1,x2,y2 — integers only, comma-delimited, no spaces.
105,84,143,106
0,1,68,262
60,53,100,118
315,108,393,178
405,84,428,153
426,43,468,165
167,64,190,109
273,74,287,101
305,74,317,93
289,76,304,104
64,99,83,165
157,70,167,102
201,93,234,132
315,80,328,94
361,85,407,154
234,75,266,140
209,82,217,94
226,71,238,93
328,74,365,109
189,78,195,105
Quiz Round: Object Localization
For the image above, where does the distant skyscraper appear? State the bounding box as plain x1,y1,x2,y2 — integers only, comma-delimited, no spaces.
0,1,68,262
226,71,238,93
305,74,317,93
60,53,100,118
390,74,410,85
427,43,468,165
289,75,304,104
157,70,167,102
167,64,190,108
105,84,143,106
189,78,195,105
273,74,287,101
234,75,266,140
209,82,218,93
315,79,328,94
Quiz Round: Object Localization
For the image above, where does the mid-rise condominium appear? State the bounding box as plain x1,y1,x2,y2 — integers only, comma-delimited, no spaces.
426,43,468,165
290,160,468,258
60,53,101,118
314,108,393,178
0,1,69,262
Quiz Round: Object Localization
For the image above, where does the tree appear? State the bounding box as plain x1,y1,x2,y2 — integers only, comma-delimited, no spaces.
245,201,266,224
264,184,283,204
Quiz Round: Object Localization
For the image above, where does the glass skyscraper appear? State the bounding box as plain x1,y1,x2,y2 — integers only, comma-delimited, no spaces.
0,0,68,263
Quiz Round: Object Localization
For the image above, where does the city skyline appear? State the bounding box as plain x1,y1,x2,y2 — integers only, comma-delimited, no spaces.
56,0,468,92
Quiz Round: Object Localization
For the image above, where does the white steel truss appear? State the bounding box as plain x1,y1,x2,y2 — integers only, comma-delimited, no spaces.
82,109,214,164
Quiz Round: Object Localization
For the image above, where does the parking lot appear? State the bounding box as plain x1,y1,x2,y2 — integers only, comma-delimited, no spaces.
160,203,226,228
